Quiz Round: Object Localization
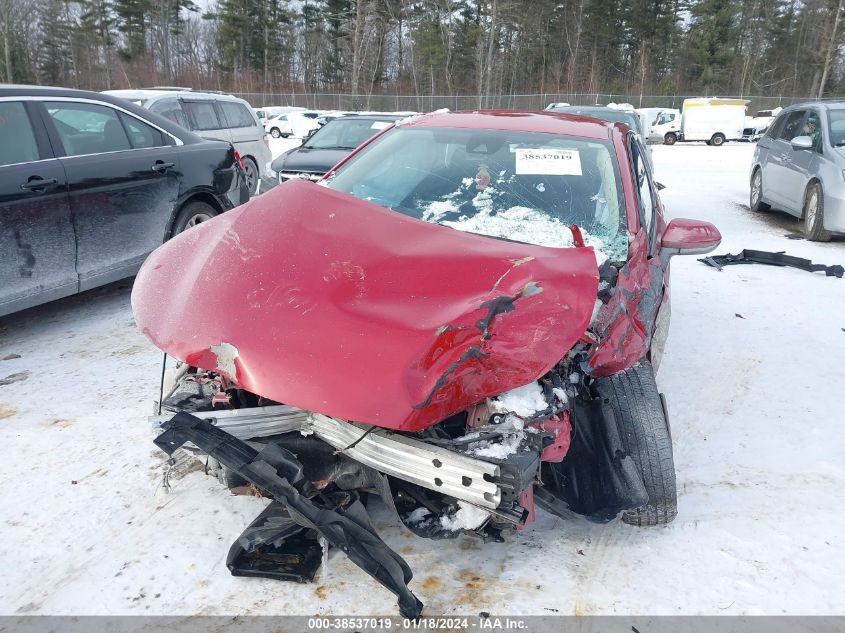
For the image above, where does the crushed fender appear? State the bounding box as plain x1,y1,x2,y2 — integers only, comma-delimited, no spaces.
700,249,843,278
154,412,424,618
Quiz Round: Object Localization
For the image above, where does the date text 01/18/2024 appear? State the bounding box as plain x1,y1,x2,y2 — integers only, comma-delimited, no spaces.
306,617,529,630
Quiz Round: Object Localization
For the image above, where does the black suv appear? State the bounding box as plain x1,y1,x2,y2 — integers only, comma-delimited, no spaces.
0,85,250,317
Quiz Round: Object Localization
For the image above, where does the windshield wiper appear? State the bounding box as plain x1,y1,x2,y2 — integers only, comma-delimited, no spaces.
834,141,845,147
303,145,357,151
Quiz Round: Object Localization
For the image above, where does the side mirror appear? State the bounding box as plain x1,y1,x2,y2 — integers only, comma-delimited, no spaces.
661,218,721,257
790,135,813,150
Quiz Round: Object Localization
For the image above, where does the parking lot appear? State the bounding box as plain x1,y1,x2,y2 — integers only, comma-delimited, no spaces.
0,143,843,616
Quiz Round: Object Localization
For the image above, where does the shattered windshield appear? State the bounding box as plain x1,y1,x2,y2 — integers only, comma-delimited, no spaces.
326,126,627,260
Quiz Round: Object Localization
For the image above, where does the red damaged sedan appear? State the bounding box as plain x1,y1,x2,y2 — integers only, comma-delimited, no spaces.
134,111,721,617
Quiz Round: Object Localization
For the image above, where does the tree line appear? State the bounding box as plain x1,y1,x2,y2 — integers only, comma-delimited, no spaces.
2,0,845,107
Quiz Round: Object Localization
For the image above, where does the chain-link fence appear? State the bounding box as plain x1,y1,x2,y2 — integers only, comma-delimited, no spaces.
231,91,838,113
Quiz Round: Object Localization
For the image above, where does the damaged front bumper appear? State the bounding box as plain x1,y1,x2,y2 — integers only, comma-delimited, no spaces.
155,412,424,617
151,405,504,509
152,404,547,617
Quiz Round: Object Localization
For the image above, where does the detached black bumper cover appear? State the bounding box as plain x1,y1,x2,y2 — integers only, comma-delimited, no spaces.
700,249,843,278
154,412,424,618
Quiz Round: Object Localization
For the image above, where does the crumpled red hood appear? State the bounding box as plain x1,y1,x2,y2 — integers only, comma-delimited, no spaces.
132,180,599,431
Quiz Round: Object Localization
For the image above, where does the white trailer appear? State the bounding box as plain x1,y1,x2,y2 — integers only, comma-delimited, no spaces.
663,98,748,146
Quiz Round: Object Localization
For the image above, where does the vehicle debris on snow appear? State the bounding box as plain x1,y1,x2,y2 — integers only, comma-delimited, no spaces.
135,111,722,616
700,249,843,278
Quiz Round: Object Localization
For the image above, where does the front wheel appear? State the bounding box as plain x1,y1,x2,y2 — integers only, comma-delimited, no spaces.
664,132,677,145
270,128,281,138
750,168,771,212
593,360,678,526
710,133,726,146
803,181,832,242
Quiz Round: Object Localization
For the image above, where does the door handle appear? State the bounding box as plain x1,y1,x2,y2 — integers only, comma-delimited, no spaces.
780,153,792,162
20,177,58,191
151,161,175,173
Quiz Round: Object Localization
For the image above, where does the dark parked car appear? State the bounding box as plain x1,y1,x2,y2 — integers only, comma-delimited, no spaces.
270,114,402,183
0,85,249,317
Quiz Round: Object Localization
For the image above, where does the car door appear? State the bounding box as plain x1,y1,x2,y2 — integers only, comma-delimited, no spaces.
765,109,807,211
629,135,669,364
0,99,76,316
181,99,232,144
39,99,181,291
782,109,823,211
219,100,260,151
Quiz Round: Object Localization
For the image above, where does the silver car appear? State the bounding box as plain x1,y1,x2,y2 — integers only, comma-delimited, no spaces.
751,102,845,241
104,88,272,196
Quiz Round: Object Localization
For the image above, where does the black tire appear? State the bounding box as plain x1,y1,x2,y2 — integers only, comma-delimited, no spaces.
270,127,281,138
593,360,678,526
750,168,771,212
241,156,259,196
803,181,832,242
664,132,677,146
171,200,218,236
710,133,726,146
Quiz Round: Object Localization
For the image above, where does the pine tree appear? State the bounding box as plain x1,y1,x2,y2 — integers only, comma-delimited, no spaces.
687,0,740,93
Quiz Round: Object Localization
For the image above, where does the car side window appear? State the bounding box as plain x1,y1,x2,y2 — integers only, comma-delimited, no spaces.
656,112,674,125
183,100,221,130
630,136,655,235
149,98,188,128
777,111,807,142
0,101,40,166
118,112,165,149
804,110,822,153
220,102,256,128
46,101,131,156
766,113,787,139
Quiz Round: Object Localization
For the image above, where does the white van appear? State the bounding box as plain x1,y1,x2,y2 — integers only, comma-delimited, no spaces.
104,88,272,195
662,98,748,146
635,107,672,142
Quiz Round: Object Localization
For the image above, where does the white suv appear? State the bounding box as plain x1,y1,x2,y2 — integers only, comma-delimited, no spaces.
104,88,272,195
265,111,322,138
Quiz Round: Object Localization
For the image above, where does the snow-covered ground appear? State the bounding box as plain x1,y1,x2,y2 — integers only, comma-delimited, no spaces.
1,143,843,617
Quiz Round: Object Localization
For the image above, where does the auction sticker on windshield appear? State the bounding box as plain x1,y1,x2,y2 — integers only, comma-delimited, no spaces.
515,148,582,176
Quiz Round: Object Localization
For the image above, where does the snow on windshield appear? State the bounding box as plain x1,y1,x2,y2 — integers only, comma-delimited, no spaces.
326,126,628,261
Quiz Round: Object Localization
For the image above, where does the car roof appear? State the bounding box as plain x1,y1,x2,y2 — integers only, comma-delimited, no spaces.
0,83,206,144
783,101,845,111
402,110,614,140
103,88,247,104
